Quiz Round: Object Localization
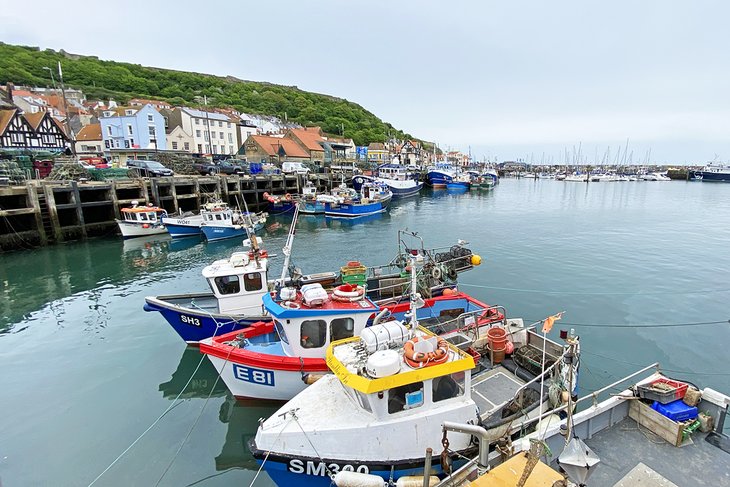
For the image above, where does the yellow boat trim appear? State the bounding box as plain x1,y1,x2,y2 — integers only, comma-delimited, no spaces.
326,326,476,394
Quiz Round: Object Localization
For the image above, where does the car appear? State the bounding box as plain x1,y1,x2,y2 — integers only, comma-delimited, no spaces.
281,161,311,175
192,159,247,175
126,160,174,177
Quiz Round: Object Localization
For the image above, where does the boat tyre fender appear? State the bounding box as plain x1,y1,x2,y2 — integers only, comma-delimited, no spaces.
403,337,449,368
431,266,442,280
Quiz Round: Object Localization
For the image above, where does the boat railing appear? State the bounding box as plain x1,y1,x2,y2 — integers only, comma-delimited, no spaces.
420,305,507,337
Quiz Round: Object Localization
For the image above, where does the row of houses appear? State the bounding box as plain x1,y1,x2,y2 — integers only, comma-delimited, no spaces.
1,83,443,168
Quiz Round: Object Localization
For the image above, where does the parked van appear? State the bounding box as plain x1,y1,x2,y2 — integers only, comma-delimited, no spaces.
281,162,310,175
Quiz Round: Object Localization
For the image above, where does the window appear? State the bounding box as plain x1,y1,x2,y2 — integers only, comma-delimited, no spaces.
163,116,168,128
211,131,216,139
148,126,155,137
229,145,234,154
274,320,289,344
114,140,120,148
107,126,113,136
139,212,149,221
244,272,263,291
127,124,133,135
212,145,218,154
197,144,203,153
219,131,224,139
228,133,233,143
432,373,465,402
126,109,134,116
172,141,178,150
227,122,232,129
215,275,240,295
129,138,134,147
218,121,223,127
205,144,210,153
196,129,201,137
215,214,222,221
184,142,190,151
147,114,154,122
148,212,157,222
204,132,209,141
300,320,326,349
388,382,424,414
195,118,200,125
330,317,354,342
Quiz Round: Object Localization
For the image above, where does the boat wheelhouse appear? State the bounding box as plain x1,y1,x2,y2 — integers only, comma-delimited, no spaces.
162,201,228,238
427,163,456,188
352,162,423,197
297,183,325,215
690,161,730,182
200,207,266,242
321,181,392,218
116,202,168,239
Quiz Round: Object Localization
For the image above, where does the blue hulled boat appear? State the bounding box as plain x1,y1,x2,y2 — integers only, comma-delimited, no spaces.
200,207,267,242
162,202,228,238
426,163,455,188
321,182,392,218
689,162,730,182
352,162,422,198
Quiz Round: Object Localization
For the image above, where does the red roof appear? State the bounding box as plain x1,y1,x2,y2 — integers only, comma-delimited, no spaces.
0,109,18,135
288,127,324,152
250,135,309,158
76,123,102,141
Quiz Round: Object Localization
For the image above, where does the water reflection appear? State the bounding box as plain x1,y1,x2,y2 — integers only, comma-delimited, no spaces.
158,347,229,400
216,394,280,471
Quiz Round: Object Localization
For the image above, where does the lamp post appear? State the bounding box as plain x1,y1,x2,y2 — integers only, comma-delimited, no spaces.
42,67,57,90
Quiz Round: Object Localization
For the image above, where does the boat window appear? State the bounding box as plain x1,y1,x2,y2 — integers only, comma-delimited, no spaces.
139,212,148,221
432,372,465,402
274,320,289,345
330,317,355,342
215,214,223,221
214,275,240,295
243,272,263,292
388,382,424,414
300,320,326,348
148,213,157,222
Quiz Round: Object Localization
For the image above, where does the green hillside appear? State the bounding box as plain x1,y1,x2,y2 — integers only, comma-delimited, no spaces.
0,42,412,146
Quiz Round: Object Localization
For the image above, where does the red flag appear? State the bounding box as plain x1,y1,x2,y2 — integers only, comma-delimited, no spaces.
542,312,563,333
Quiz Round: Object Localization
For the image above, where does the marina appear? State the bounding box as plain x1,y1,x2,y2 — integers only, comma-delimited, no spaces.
1,179,729,486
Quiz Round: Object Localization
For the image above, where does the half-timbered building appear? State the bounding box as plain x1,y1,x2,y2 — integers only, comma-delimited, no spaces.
0,109,69,150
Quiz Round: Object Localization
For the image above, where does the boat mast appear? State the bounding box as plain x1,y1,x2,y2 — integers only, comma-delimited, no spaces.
278,204,300,286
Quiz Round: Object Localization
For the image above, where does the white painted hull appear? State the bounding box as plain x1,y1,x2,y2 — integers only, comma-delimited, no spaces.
206,354,320,401
116,220,167,238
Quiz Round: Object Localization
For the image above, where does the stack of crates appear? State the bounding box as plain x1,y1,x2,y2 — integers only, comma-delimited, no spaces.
340,261,367,286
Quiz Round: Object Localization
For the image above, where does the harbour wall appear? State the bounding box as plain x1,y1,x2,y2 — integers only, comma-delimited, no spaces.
0,173,335,251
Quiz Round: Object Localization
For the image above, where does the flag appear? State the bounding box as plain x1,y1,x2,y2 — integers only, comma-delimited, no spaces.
57,61,62,78
542,312,563,333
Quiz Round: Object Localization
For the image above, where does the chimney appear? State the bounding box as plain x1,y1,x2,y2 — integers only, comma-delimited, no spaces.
4,82,14,103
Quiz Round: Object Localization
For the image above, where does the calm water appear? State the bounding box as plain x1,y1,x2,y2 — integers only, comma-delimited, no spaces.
1,179,729,486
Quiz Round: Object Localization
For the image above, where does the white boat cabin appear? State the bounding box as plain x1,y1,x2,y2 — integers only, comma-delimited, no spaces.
201,207,241,227
120,204,166,224
262,287,379,359
378,164,410,181
201,241,269,315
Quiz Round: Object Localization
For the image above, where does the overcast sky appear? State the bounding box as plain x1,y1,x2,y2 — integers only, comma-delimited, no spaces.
3,1,729,163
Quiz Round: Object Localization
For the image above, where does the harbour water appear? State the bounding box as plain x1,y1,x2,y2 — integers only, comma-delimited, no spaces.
1,179,729,486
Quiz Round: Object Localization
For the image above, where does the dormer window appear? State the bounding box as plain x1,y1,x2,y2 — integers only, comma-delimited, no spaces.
125,109,134,116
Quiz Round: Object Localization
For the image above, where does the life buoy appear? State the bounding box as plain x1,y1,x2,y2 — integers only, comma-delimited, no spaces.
431,266,442,280
332,284,365,302
403,336,449,368
284,193,292,201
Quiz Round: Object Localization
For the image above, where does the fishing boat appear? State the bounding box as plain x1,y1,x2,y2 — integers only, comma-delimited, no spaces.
297,183,325,215
689,161,730,182
200,207,267,242
162,201,228,238
199,289,503,401
446,171,471,191
249,260,579,486
426,163,456,188
434,365,730,487
264,192,297,213
144,227,481,344
482,167,499,185
116,201,168,239
321,181,392,218
352,162,423,198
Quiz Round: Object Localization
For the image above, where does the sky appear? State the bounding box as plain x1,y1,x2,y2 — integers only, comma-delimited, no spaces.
2,1,729,164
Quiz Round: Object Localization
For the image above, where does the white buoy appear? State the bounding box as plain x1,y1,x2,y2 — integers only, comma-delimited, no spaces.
395,475,440,487
333,471,384,487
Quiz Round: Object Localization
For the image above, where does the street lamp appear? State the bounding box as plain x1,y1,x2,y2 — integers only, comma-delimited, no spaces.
42,67,57,90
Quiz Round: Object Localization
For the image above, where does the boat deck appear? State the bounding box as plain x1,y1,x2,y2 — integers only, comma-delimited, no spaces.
162,294,221,313
471,367,525,418
570,417,730,486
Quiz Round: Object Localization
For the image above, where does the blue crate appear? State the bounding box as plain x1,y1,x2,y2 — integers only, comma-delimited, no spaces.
651,399,698,422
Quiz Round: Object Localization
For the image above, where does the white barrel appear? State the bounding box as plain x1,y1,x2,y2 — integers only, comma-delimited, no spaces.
396,476,440,487
360,321,409,353
366,349,401,378
333,471,384,487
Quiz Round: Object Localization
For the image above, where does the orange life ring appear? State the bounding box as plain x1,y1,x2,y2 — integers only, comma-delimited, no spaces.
403,336,449,368
332,284,365,302
284,193,292,200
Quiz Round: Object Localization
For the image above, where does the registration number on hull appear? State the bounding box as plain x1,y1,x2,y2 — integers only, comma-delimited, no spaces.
180,315,201,327
233,364,275,387
287,459,369,476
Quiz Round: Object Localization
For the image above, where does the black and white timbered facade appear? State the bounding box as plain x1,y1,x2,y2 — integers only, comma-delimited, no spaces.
0,109,69,151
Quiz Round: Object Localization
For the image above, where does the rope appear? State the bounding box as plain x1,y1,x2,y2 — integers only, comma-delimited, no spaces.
248,415,295,487
460,281,730,296
291,415,335,478
87,304,231,486
526,318,729,329
583,350,730,376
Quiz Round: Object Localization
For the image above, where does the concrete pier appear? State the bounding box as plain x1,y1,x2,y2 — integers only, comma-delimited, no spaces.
0,173,334,251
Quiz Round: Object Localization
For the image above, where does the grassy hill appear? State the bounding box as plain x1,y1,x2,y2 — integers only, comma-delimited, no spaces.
0,42,412,146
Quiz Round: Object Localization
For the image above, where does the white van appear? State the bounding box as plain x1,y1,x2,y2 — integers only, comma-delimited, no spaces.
282,162,310,175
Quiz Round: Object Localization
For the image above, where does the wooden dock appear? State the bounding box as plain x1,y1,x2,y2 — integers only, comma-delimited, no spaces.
0,173,334,251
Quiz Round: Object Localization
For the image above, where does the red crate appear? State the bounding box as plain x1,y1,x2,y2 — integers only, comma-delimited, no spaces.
637,378,688,404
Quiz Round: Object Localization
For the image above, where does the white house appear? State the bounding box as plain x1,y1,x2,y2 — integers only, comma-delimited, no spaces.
165,108,238,155
166,125,194,152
